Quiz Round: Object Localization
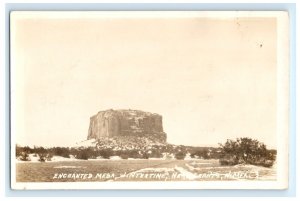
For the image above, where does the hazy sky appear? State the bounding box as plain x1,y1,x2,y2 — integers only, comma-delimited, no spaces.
11,12,277,148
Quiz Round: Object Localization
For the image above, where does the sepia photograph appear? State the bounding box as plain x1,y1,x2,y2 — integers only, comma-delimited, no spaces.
10,11,289,190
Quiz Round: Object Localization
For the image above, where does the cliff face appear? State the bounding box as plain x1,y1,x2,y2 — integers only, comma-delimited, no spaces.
87,109,167,143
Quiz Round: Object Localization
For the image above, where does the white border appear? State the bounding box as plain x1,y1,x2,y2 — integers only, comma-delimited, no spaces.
9,11,290,190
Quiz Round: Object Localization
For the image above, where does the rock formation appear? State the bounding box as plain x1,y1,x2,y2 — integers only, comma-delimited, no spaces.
87,109,167,143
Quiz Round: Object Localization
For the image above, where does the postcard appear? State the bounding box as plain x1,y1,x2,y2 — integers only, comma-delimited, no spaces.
10,11,289,189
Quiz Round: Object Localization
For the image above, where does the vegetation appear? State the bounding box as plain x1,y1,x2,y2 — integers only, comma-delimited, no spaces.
38,153,46,162
175,151,186,160
19,152,30,161
15,138,276,168
218,137,276,167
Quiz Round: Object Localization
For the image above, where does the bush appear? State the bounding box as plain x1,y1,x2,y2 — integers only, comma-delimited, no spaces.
120,153,129,159
128,150,142,158
38,153,46,162
33,146,46,155
141,152,149,159
46,153,53,161
98,149,113,159
16,145,22,157
19,152,30,161
76,150,90,160
219,154,238,166
51,147,70,158
175,151,186,160
191,150,209,159
16,145,32,158
148,149,163,158
252,158,274,168
218,137,276,167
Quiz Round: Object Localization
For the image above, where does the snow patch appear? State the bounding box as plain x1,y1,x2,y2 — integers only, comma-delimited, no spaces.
148,157,165,160
54,166,86,169
16,154,40,163
49,156,80,162
184,153,193,160
185,163,201,171
174,166,198,180
109,156,122,160
190,161,212,165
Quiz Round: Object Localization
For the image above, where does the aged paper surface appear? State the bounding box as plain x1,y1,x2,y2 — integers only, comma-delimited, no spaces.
10,11,289,189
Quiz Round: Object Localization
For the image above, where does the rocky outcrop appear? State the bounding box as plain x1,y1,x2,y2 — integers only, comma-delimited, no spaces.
87,109,167,143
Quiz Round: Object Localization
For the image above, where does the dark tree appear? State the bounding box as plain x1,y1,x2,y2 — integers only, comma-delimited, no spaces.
219,137,276,167
175,151,186,160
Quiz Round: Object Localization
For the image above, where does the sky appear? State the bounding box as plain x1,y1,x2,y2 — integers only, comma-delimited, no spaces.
11,12,277,148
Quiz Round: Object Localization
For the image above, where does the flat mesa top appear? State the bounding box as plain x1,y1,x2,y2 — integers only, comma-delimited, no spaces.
94,109,159,117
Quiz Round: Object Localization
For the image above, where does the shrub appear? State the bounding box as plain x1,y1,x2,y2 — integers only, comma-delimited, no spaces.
98,149,113,159
46,153,53,161
128,150,141,158
120,153,129,159
76,150,90,160
16,145,32,158
218,137,276,167
52,147,70,158
148,149,163,158
141,152,149,159
19,152,30,161
33,146,46,155
191,150,209,159
219,154,239,166
16,145,22,157
175,151,186,160
38,153,46,162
